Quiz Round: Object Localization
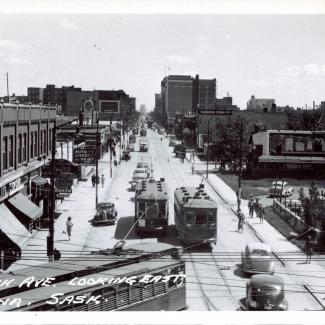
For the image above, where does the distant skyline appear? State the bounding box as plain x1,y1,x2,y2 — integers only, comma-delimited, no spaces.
1,4,325,111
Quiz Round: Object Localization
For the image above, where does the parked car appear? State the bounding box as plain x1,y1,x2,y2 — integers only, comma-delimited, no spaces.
93,202,117,226
169,140,176,147
122,150,131,160
241,242,275,275
269,181,293,198
246,274,288,311
127,144,135,152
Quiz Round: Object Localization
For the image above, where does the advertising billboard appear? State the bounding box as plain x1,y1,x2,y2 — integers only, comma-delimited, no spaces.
99,100,120,113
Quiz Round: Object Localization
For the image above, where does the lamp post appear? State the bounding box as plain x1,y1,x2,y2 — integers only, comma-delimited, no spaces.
200,116,212,179
109,116,112,178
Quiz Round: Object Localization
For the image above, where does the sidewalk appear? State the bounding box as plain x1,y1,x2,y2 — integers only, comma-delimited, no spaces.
191,157,325,307
7,151,119,271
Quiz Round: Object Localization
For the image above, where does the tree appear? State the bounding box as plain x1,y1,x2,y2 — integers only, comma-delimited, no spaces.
285,108,324,131
299,182,325,248
210,115,267,170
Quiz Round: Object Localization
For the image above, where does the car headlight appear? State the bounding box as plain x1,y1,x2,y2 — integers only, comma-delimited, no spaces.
248,299,256,307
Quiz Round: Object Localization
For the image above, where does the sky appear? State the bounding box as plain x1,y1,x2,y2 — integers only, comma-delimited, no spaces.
0,0,325,111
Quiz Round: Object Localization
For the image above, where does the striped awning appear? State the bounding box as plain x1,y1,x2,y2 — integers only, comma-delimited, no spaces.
0,204,31,248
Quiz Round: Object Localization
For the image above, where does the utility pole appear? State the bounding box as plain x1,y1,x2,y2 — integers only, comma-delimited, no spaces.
95,114,99,206
110,116,112,178
207,119,210,179
237,119,243,211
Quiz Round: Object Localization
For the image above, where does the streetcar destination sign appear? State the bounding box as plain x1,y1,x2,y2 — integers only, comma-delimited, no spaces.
198,109,232,115
73,148,96,165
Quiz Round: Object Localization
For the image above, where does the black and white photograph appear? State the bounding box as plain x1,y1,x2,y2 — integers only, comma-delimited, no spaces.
0,0,324,324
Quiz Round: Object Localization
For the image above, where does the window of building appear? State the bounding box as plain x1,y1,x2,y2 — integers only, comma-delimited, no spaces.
18,134,22,164
3,137,7,170
200,91,206,98
208,99,214,104
22,134,26,162
8,135,13,168
30,133,34,158
208,92,214,98
34,131,37,157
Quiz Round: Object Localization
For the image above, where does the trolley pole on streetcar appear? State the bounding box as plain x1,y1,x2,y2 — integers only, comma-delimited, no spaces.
237,119,243,211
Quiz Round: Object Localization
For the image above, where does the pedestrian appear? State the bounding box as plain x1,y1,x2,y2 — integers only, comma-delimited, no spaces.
248,195,254,218
257,203,265,223
91,174,95,187
237,209,245,232
101,174,105,188
305,236,314,263
191,164,195,175
53,248,61,261
253,198,260,218
97,176,100,184
114,159,117,167
66,216,73,241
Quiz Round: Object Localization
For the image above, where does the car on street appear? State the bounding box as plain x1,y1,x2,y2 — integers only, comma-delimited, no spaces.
122,150,131,160
241,242,275,275
246,274,288,311
268,181,293,198
169,140,176,146
132,173,147,188
93,202,117,226
137,162,150,175
133,167,149,178
127,144,135,152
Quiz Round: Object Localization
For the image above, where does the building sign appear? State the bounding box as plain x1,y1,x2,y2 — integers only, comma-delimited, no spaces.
99,100,120,113
73,148,96,165
198,109,232,115
56,188,73,193
55,193,70,199
42,159,81,178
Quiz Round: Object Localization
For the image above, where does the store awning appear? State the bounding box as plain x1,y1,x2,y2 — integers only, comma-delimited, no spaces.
0,204,31,249
7,193,42,221
32,176,48,186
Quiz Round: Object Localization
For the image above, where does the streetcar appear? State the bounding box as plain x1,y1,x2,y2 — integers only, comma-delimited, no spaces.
0,241,186,312
174,183,218,246
140,128,147,137
134,178,169,236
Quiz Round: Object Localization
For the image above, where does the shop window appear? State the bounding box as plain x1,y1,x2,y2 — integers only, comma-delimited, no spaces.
18,134,22,164
22,134,26,162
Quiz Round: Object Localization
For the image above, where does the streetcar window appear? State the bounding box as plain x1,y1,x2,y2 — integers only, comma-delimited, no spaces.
186,212,195,227
117,283,130,306
138,202,146,218
130,284,142,302
196,213,207,227
158,202,166,218
147,203,157,218
208,212,216,228
30,304,57,311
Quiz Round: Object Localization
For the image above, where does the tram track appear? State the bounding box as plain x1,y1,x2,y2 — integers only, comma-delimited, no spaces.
150,134,241,311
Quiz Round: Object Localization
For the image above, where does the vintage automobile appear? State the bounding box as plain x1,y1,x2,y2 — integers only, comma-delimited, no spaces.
137,162,150,175
134,167,150,178
132,173,147,188
246,274,288,311
269,181,293,198
169,140,176,147
93,202,117,226
241,242,275,275
122,150,131,161
126,144,135,152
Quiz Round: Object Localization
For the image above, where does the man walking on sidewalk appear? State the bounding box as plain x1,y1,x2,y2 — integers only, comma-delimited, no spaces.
248,195,254,218
91,174,95,187
257,203,265,224
66,216,73,241
101,175,105,188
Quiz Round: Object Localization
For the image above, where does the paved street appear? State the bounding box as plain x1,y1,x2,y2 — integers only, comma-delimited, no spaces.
7,128,325,311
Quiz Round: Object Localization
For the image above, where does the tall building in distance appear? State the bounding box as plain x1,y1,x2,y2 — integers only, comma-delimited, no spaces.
140,104,146,114
154,93,162,114
160,74,223,119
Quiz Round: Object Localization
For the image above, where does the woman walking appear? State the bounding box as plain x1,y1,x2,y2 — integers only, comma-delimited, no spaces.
305,236,314,263
66,216,73,241
101,174,105,188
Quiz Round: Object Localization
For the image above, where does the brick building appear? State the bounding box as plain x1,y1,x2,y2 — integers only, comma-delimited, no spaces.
247,95,276,112
0,103,57,260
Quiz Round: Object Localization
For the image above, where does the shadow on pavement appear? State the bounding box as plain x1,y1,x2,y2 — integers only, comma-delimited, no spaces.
233,266,249,279
157,225,182,246
237,298,247,311
114,216,141,240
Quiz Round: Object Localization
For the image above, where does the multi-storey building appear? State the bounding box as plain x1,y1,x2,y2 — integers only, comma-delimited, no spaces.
140,104,146,114
247,95,276,112
155,94,162,114
0,103,57,259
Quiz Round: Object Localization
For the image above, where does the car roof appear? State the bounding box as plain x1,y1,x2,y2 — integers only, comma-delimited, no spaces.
134,168,146,172
137,162,148,166
251,274,284,286
271,181,288,186
246,242,272,252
